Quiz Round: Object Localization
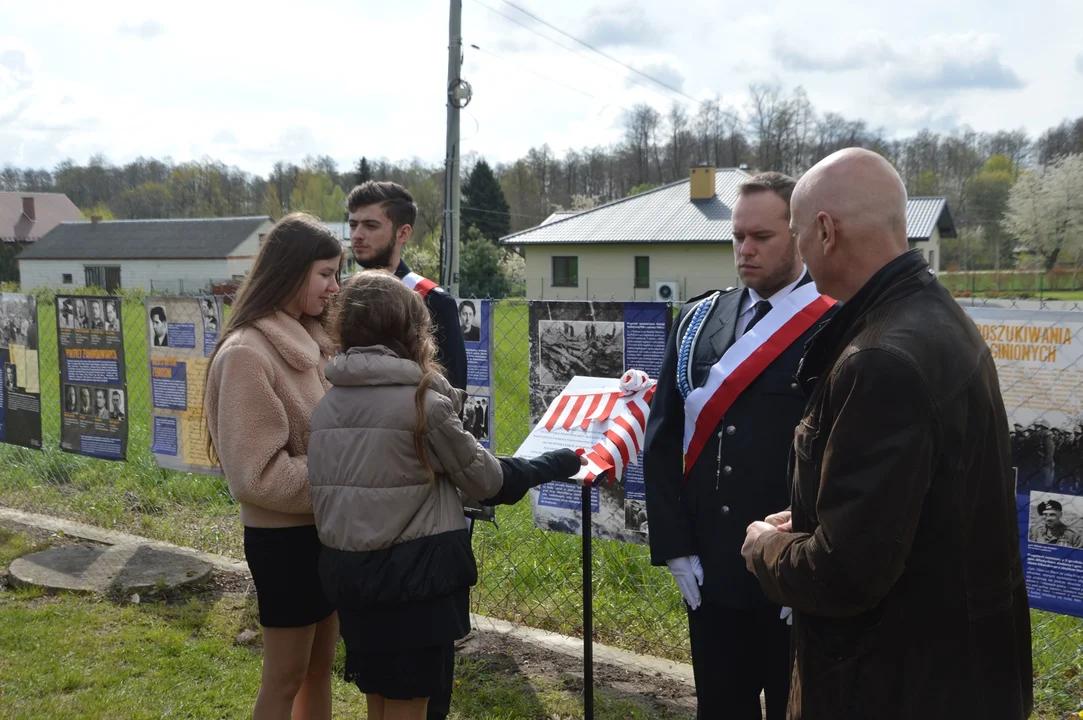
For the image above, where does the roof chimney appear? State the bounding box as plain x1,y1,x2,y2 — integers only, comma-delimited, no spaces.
91,215,102,224
22,197,36,222
690,165,716,201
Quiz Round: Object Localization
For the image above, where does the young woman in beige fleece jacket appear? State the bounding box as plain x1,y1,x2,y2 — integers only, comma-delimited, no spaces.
204,212,343,720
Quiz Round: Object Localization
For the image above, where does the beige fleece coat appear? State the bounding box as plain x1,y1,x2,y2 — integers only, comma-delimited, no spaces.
204,310,334,528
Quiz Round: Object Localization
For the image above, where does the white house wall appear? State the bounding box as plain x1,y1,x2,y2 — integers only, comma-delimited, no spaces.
522,243,740,302
17,258,243,292
909,227,942,273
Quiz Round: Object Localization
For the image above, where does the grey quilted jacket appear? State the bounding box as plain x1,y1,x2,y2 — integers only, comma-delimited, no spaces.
308,345,503,554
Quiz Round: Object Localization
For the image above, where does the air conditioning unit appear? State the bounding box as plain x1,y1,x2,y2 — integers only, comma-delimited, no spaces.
655,281,680,303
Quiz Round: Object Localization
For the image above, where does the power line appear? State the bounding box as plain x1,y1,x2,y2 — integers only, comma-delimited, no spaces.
469,42,703,141
469,44,598,100
498,0,705,108
467,0,693,110
462,204,550,221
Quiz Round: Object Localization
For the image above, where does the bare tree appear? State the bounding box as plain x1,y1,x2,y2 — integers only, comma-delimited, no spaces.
624,103,661,185
1036,117,1083,166
668,102,690,179
695,100,719,166
988,129,1031,177
747,83,789,171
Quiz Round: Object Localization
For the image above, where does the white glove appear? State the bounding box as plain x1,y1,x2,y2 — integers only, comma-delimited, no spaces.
667,555,704,610
780,606,793,625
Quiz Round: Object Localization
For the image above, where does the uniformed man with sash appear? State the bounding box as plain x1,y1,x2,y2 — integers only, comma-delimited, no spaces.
643,172,837,720
346,180,467,390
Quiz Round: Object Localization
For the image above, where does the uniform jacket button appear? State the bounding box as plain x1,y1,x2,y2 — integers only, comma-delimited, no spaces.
725,425,736,435
723,465,733,475
721,505,730,515
791,382,799,390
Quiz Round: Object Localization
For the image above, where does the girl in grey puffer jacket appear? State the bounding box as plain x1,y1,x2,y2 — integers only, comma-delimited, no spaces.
308,270,582,720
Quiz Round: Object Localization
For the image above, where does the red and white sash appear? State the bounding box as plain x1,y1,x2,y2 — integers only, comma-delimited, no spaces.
538,370,657,487
682,283,834,479
401,271,437,297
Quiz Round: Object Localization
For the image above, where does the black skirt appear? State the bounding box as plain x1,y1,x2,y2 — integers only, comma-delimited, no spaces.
244,524,336,628
346,641,454,700
339,589,470,699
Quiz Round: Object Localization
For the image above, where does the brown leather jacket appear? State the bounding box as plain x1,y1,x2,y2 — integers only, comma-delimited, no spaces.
751,250,1033,720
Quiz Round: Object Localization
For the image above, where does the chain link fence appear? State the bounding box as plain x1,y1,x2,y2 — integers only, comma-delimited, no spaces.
1,287,1081,717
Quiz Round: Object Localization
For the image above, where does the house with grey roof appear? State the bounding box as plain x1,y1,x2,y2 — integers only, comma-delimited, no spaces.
17,216,274,293
499,167,955,301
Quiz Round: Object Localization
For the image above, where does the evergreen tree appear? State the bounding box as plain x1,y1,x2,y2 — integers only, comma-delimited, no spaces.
459,226,511,298
462,160,511,242
354,157,373,186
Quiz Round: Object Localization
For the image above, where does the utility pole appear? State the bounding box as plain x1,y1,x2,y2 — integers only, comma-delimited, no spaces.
442,0,471,295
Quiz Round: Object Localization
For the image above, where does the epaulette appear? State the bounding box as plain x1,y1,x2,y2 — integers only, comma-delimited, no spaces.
683,286,737,307
675,289,727,399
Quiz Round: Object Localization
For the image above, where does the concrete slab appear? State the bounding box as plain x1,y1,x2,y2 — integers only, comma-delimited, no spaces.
8,546,108,593
0,507,249,575
9,543,212,595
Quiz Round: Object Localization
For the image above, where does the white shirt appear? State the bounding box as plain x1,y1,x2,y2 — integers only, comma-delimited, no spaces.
735,269,806,338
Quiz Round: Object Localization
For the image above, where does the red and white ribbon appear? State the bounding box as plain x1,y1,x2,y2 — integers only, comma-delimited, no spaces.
578,381,655,487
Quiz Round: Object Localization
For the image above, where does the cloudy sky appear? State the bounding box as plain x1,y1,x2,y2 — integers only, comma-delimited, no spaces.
3,0,1082,176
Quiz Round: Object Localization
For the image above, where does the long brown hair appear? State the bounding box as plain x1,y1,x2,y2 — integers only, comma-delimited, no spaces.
205,212,344,465
332,270,444,483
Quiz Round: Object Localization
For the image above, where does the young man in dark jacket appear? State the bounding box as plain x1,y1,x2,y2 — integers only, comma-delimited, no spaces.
347,181,467,391
643,172,837,719
743,148,1033,720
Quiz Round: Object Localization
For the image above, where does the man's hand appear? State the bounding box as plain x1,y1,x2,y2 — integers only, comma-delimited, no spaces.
742,521,777,573
666,556,704,610
764,510,792,533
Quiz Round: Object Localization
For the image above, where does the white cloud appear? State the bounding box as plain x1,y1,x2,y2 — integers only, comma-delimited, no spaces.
117,20,165,40
211,130,237,145
776,32,1024,93
776,34,898,73
626,61,685,94
0,40,37,99
888,34,1024,93
581,1,661,48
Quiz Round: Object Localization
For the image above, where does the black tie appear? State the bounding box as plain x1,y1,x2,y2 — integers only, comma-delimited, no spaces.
744,300,771,335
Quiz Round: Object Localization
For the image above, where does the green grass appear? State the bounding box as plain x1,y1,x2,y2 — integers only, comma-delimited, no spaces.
0,527,48,567
0,529,692,719
939,270,1083,299
1030,609,1083,717
450,656,691,720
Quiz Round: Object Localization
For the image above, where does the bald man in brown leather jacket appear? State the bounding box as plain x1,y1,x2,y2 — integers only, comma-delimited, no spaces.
742,148,1033,720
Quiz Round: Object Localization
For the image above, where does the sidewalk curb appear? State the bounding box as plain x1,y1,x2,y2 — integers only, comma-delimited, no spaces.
469,613,695,687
